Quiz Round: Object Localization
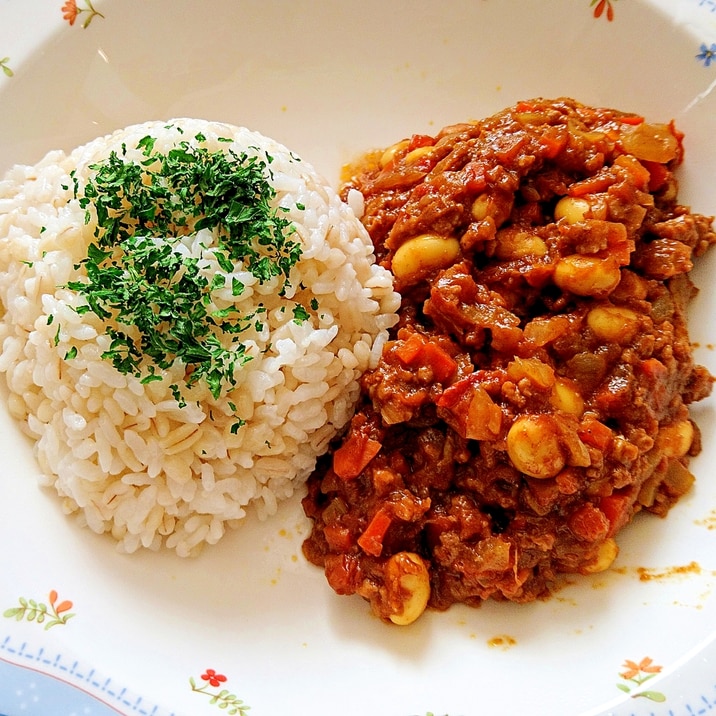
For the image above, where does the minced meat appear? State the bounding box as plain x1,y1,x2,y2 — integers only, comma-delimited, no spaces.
301,98,716,625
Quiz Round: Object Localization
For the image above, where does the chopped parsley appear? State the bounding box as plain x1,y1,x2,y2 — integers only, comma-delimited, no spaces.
65,133,310,410
292,305,310,323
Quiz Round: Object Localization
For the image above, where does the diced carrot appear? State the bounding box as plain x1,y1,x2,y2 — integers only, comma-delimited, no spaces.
538,126,567,159
567,173,614,197
577,418,613,451
394,333,425,365
394,334,457,383
619,114,645,126
357,509,392,557
599,490,634,536
333,432,382,480
419,341,458,383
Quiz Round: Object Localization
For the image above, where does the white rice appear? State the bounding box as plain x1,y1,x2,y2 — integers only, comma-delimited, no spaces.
0,119,399,556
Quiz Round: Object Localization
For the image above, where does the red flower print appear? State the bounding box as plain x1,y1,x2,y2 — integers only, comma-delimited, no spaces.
591,0,616,21
620,656,662,680
61,0,79,25
190,670,249,713
61,0,105,28
201,669,228,688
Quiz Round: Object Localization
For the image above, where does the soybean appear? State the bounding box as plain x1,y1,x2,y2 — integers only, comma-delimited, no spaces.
391,234,460,284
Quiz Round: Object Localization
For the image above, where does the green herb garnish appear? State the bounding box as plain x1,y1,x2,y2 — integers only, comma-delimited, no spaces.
65,133,308,409
292,304,310,323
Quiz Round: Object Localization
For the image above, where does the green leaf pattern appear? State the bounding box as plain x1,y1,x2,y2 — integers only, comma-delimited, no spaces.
3,590,75,630
190,672,251,715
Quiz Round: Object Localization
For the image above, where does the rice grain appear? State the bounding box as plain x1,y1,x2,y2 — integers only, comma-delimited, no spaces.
0,119,399,555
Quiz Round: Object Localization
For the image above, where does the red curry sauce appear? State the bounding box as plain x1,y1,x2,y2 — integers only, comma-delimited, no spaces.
301,98,716,624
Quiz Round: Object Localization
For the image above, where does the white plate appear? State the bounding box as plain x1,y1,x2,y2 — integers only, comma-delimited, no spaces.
1,1,716,714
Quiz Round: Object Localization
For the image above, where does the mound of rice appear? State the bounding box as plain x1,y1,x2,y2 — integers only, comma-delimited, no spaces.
0,119,399,556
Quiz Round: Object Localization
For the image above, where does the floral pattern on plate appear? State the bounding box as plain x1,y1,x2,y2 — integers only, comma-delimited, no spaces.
616,657,666,703
591,0,618,21
1,1,716,715
696,43,716,66
1,0,714,81
189,669,251,715
61,0,105,28
3,589,75,630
